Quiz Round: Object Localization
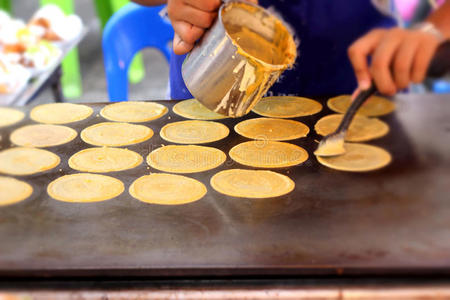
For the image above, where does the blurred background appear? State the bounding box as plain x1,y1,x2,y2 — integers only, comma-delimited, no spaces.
9,0,169,104
5,0,450,105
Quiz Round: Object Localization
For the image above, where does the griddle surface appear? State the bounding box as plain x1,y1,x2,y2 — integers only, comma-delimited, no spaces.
0,94,449,278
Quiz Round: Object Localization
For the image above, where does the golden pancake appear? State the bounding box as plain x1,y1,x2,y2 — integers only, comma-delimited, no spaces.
47,173,124,203
10,124,77,147
173,99,227,120
327,95,395,117
147,145,226,173
252,96,322,118
229,141,308,168
30,103,93,124
129,173,207,205
315,114,389,142
235,118,309,141
69,147,143,173
0,107,25,127
316,143,392,172
210,169,295,198
100,101,168,122
81,122,153,147
0,147,60,175
0,176,33,206
160,120,229,144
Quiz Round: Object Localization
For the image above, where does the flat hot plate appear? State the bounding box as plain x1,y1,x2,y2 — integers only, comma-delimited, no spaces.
0,94,449,278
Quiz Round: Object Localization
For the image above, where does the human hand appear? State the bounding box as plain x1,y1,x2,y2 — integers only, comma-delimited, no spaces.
168,0,258,55
348,27,443,96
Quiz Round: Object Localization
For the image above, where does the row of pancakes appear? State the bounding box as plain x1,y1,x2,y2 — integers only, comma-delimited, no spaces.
0,5,83,94
0,95,394,206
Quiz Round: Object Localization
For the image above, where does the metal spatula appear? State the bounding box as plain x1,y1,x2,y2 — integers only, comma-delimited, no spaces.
315,40,450,157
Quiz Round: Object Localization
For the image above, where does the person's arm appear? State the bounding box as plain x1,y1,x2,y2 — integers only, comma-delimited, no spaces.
131,0,167,5
348,1,450,96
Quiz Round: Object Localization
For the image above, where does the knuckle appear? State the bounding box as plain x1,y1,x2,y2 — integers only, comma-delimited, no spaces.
204,0,220,11
394,60,409,74
347,45,359,58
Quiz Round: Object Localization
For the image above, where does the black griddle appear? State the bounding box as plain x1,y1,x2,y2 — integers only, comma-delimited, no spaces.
0,94,449,278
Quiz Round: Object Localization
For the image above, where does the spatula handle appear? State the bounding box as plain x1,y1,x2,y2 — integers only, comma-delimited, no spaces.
427,40,450,78
335,84,377,133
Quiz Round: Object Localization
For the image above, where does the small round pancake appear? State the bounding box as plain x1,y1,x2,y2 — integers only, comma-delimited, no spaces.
81,122,153,147
316,143,392,172
173,99,227,120
315,114,389,142
129,173,207,205
10,124,77,147
30,103,93,124
0,176,33,206
147,145,226,173
160,120,229,144
100,101,168,122
229,141,308,168
327,95,395,117
252,96,322,118
235,118,309,141
69,147,143,173
0,147,60,175
47,173,124,203
211,169,295,198
0,107,25,127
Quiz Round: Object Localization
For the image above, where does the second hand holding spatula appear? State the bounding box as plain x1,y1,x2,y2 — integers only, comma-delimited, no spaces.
315,41,450,157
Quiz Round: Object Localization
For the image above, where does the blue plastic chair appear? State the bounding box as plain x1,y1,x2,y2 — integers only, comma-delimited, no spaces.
102,3,173,101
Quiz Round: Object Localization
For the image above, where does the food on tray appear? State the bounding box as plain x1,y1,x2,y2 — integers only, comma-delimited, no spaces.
69,147,143,173
234,117,309,141
0,19,27,53
30,103,93,124
252,96,322,118
0,107,25,127
0,147,60,175
20,40,61,71
160,120,229,144
10,124,77,147
316,143,392,172
81,122,153,147
210,169,295,198
327,95,395,117
100,101,168,123
29,4,83,43
0,55,31,94
172,98,227,120
0,5,84,94
129,173,207,205
0,176,33,206
315,114,389,142
147,145,226,173
229,141,308,168
47,173,124,203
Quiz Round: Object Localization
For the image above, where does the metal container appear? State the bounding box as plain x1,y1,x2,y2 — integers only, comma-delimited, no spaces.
182,1,297,117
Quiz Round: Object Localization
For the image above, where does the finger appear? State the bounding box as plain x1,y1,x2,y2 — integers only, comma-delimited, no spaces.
173,32,194,55
348,29,384,90
169,3,217,28
393,35,420,90
370,29,405,95
184,0,221,12
172,20,204,45
411,34,440,83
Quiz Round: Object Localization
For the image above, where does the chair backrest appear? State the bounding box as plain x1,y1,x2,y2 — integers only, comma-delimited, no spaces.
102,3,173,101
